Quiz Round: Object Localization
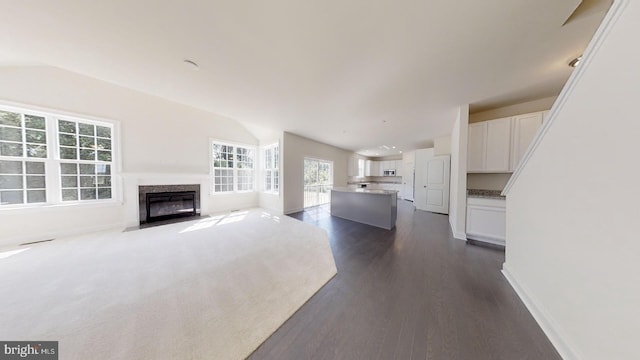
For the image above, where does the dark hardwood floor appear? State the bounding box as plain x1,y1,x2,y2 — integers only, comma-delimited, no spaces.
249,200,560,360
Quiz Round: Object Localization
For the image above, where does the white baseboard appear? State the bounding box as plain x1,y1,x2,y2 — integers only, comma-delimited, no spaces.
1,222,126,249
502,264,578,360
284,207,304,215
466,233,504,246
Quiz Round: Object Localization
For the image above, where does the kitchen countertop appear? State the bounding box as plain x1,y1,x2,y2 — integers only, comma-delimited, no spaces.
333,187,398,195
467,189,506,200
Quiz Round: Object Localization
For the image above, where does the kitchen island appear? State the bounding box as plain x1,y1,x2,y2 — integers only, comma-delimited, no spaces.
331,187,398,230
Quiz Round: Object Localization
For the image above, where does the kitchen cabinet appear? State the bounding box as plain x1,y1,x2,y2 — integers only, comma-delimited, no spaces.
467,117,511,172
379,161,388,171
364,160,403,177
466,197,506,246
468,110,547,173
395,160,403,177
467,122,486,172
368,161,381,176
510,112,543,171
485,117,512,172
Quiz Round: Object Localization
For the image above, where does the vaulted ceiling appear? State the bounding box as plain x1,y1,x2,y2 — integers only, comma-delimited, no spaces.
0,0,608,154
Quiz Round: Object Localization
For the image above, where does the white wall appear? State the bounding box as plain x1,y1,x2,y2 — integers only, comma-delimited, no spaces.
282,132,350,214
469,96,556,123
503,1,638,359
433,136,451,155
0,66,258,246
448,105,468,240
466,173,511,191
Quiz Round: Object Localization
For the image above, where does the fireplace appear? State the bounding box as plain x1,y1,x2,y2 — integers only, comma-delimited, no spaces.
146,191,196,223
138,184,201,225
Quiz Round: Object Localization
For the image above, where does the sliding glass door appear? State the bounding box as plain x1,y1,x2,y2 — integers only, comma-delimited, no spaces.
304,158,333,208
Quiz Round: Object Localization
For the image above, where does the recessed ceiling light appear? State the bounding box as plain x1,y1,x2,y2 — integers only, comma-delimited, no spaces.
569,55,582,68
184,59,200,70
392,146,396,149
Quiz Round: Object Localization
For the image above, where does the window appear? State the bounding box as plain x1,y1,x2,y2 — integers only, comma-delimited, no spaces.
211,141,255,193
58,119,113,201
0,111,47,205
303,158,333,208
0,104,116,206
263,143,279,193
357,158,365,178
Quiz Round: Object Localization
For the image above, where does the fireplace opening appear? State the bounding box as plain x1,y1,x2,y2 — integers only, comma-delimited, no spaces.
145,191,197,223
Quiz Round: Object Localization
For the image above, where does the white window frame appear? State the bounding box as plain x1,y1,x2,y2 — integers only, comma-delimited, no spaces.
262,143,279,194
210,139,257,194
0,101,120,209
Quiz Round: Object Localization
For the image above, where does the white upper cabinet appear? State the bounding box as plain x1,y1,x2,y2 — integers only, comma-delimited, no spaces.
467,122,487,172
362,160,403,176
468,118,511,173
372,161,382,176
395,160,403,177
468,110,546,173
485,117,512,172
510,112,543,171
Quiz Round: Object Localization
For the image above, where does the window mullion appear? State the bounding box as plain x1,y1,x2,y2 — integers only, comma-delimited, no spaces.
233,146,238,192
47,115,61,203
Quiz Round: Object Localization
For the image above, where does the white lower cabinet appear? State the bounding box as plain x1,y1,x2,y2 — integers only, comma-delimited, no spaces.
466,197,506,246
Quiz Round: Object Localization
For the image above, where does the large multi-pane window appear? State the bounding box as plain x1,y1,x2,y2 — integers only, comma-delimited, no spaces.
58,119,113,201
212,141,255,193
263,144,279,193
0,104,116,206
0,111,47,205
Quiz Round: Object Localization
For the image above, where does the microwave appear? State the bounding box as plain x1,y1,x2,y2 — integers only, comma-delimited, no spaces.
383,169,396,176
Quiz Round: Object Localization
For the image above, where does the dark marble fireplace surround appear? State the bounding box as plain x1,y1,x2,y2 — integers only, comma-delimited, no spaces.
138,184,201,225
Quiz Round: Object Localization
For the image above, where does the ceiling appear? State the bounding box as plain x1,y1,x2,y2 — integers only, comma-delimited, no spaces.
0,1,608,156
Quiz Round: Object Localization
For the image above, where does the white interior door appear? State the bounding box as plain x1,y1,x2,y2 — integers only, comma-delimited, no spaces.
424,155,450,214
402,161,414,201
413,148,433,210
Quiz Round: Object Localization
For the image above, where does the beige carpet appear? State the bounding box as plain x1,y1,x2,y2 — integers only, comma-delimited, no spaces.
0,208,337,359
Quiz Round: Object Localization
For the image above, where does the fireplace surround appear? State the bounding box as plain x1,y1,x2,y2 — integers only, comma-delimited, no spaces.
138,184,201,225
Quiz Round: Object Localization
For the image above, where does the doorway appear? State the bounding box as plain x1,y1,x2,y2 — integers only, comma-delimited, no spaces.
414,149,451,214
304,158,333,208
